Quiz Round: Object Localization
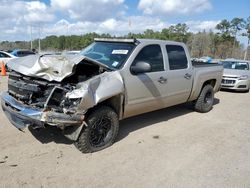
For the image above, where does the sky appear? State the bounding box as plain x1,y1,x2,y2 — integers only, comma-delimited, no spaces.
0,0,249,46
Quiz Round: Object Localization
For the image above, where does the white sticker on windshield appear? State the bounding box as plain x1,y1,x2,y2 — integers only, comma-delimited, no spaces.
112,50,128,55
112,61,119,67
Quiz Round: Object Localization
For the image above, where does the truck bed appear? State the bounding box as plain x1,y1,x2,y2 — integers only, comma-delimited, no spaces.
192,61,221,67
188,62,223,102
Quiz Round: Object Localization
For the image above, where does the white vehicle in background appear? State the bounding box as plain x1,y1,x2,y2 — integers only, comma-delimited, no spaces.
191,56,214,64
198,56,212,63
221,59,250,92
211,59,223,64
0,51,16,65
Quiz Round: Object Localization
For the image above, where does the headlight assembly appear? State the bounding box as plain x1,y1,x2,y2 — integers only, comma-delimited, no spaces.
239,75,249,80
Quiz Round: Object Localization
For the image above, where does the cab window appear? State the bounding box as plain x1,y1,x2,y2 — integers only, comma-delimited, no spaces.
166,45,188,70
133,45,164,72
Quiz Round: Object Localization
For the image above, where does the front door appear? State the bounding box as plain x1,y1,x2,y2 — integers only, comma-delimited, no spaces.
122,44,169,118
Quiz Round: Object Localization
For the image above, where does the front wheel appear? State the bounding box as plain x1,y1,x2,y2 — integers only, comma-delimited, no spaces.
74,106,119,153
194,84,214,113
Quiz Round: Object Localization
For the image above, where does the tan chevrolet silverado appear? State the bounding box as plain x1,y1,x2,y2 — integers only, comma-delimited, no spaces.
1,38,223,153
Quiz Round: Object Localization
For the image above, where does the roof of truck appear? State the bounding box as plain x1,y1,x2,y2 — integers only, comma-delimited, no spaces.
137,38,184,45
94,38,185,46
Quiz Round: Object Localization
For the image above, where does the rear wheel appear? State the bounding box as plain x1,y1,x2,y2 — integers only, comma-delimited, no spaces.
194,84,214,113
74,106,119,153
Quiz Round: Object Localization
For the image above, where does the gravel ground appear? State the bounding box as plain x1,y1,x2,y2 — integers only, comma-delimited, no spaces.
0,75,250,188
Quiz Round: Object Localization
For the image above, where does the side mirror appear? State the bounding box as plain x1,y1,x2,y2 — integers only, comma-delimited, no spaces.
131,61,151,74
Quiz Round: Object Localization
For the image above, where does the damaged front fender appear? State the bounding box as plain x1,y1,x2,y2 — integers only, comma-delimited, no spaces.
65,71,125,112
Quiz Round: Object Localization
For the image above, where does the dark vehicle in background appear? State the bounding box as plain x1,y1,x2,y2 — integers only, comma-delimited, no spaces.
221,59,250,92
11,49,36,57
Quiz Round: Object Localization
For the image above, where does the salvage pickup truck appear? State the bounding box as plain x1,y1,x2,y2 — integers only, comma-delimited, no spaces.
1,38,223,153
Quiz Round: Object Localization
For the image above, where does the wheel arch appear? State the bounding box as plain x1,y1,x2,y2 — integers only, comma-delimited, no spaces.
188,78,217,102
196,79,216,99
202,79,216,89
86,94,125,120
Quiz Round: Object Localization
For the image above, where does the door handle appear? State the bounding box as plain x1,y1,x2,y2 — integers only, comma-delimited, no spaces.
184,73,192,80
158,76,167,84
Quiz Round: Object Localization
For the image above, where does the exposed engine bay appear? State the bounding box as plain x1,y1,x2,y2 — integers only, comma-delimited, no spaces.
8,61,104,114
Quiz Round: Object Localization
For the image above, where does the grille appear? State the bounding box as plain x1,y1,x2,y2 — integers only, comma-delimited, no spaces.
221,79,236,84
8,71,59,108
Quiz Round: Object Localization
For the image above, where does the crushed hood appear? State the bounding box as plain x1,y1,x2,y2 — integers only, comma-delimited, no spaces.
7,54,111,82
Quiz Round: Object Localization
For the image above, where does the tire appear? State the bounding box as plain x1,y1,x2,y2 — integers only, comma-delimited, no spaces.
245,87,249,93
243,89,249,93
74,106,119,153
194,84,214,113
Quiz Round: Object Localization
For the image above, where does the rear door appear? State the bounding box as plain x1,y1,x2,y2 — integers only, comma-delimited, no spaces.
164,44,193,106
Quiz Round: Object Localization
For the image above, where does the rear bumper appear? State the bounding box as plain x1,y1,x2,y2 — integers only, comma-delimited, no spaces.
1,92,84,130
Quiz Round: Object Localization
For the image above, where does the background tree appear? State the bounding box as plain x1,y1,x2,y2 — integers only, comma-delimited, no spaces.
230,17,246,56
216,19,231,35
242,16,250,60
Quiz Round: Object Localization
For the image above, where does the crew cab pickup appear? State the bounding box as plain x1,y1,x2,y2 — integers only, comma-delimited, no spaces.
1,39,223,153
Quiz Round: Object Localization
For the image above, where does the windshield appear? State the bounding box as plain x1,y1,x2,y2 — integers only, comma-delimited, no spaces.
222,61,249,70
80,42,135,69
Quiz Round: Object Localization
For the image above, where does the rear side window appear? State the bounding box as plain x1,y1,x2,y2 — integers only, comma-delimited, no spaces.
24,51,35,55
133,45,164,72
166,45,188,70
17,51,23,57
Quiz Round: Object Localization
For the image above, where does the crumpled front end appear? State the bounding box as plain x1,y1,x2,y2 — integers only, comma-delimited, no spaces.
1,92,84,130
1,63,124,140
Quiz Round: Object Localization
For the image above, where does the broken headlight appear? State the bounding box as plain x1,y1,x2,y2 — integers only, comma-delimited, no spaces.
45,86,81,114
61,97,81,114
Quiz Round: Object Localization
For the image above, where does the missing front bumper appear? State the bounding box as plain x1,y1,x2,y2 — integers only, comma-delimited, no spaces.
1,92,84,131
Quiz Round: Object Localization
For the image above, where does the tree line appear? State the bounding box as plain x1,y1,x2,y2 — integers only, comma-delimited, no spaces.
1,17,249,60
